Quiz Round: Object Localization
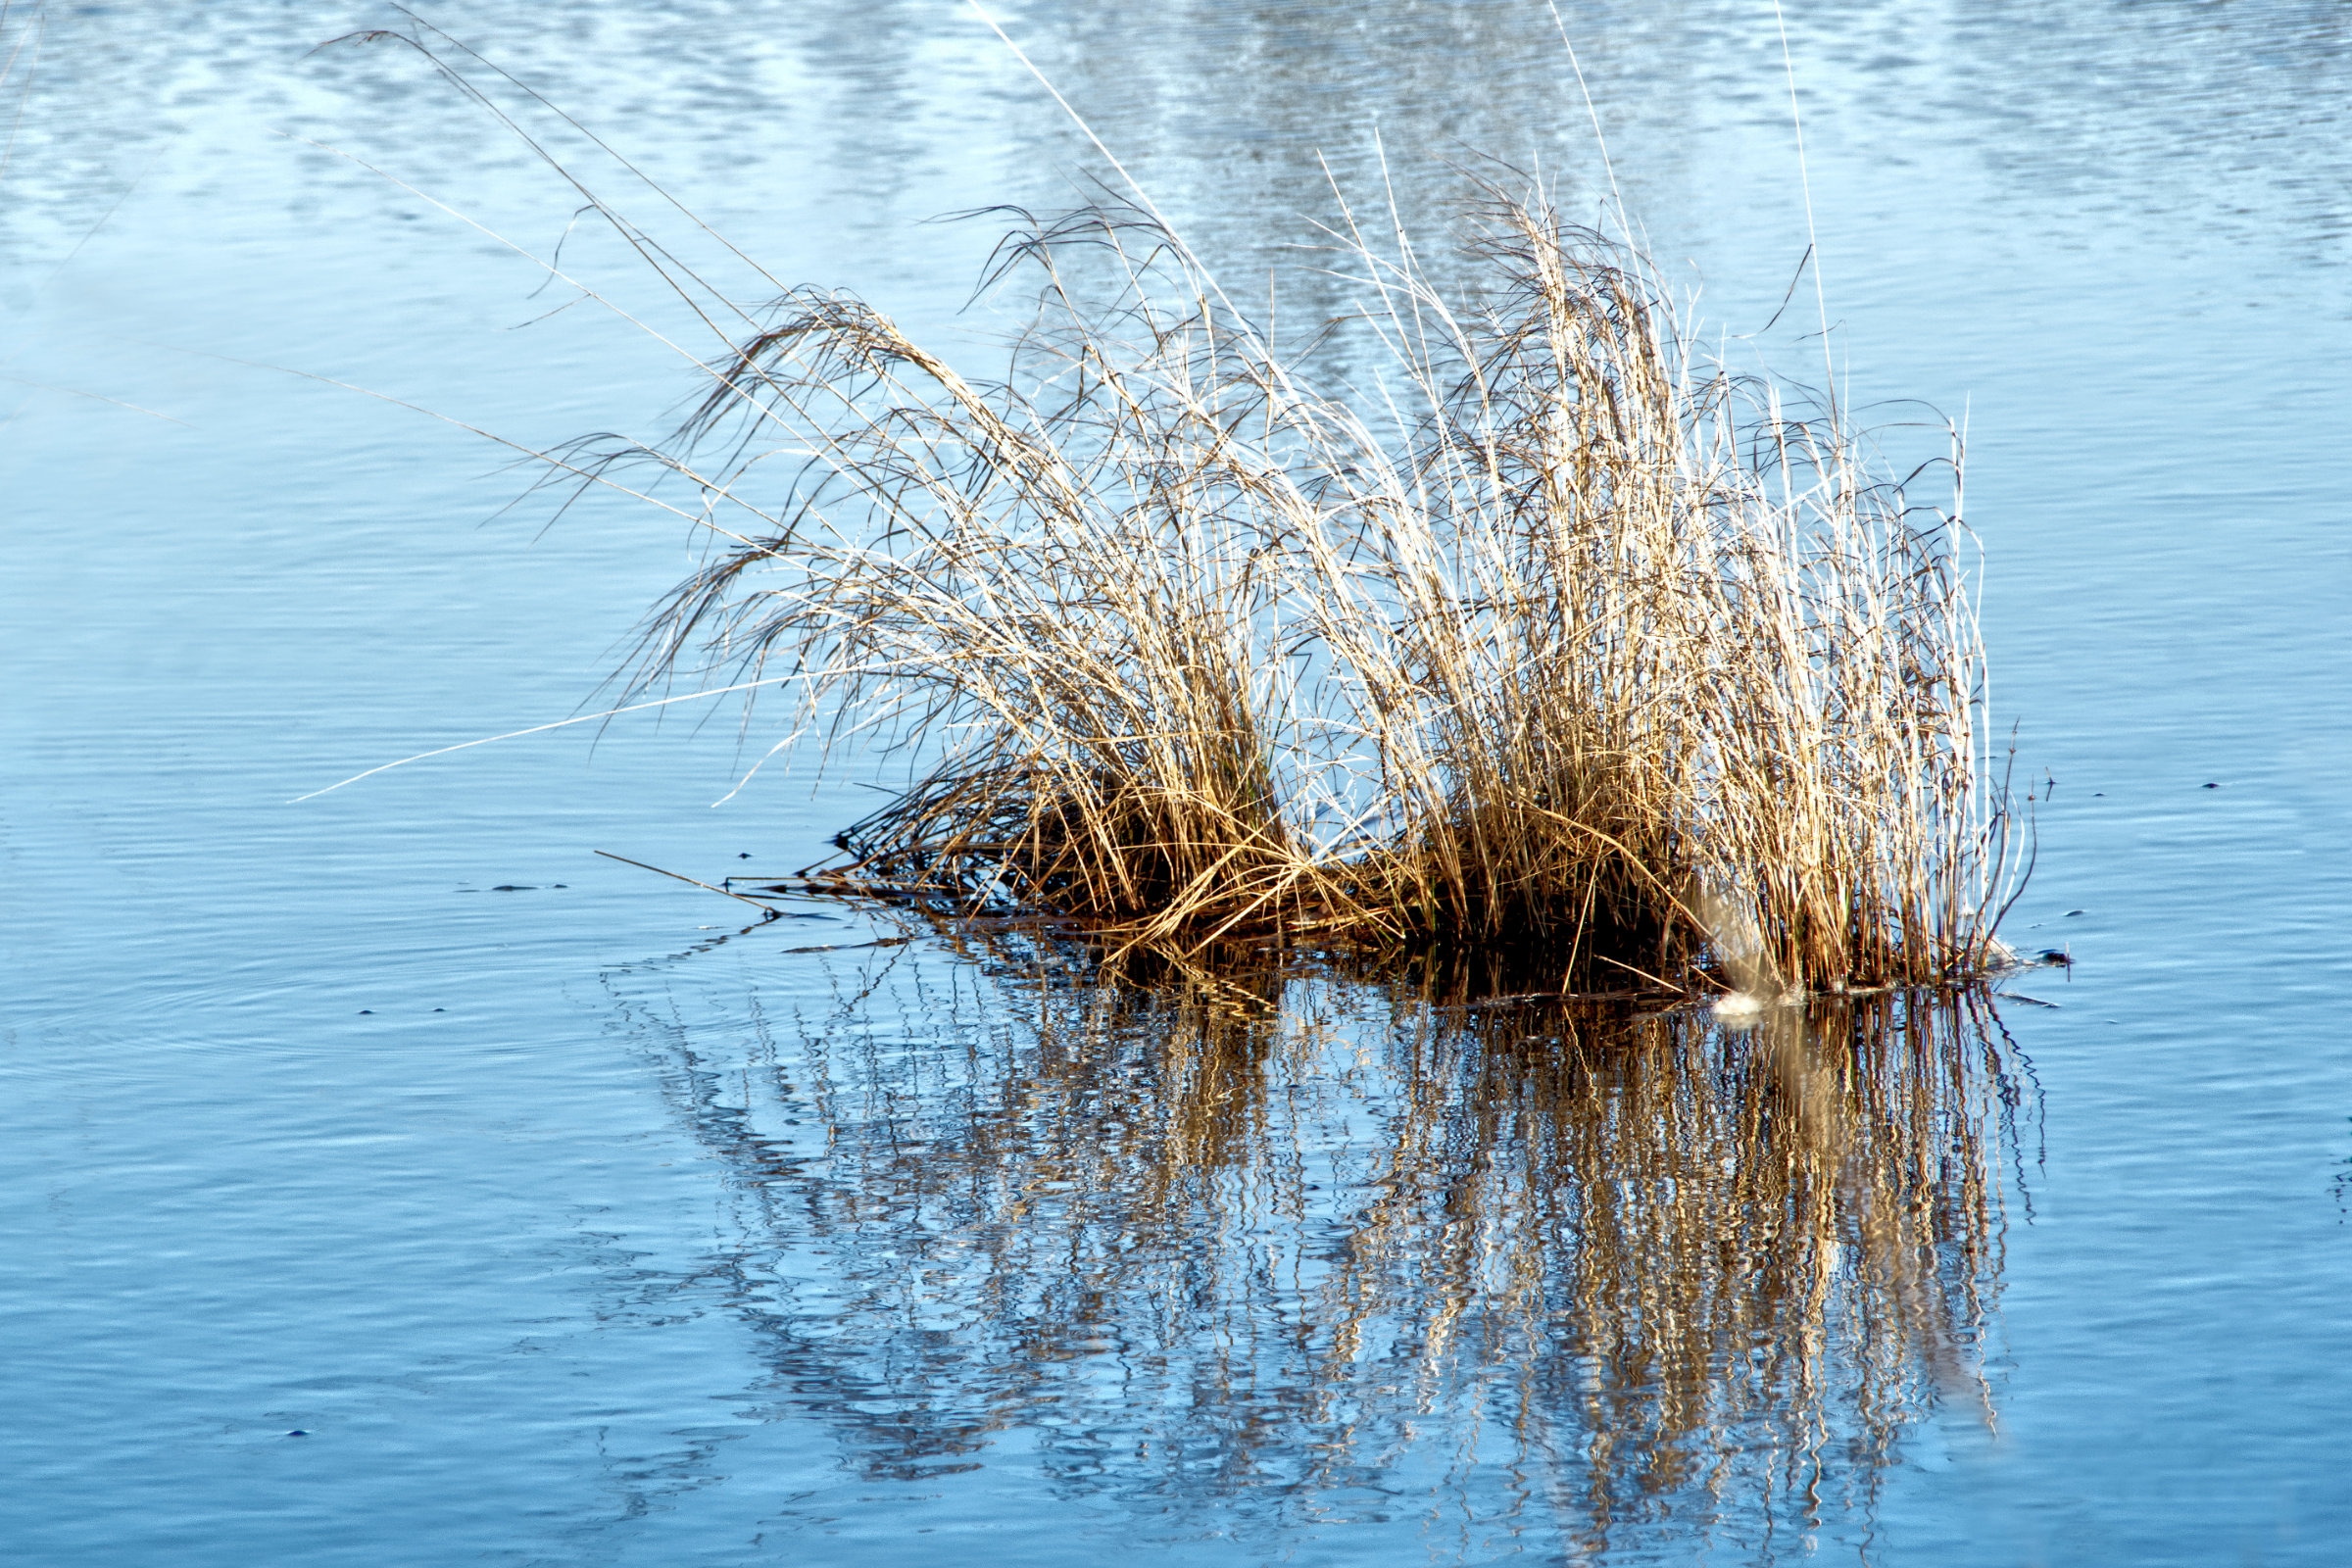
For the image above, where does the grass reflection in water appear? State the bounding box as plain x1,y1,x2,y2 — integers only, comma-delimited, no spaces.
624,941,2024,1554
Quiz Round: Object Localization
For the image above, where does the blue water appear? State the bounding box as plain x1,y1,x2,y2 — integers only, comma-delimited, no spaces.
5,2,2349,1562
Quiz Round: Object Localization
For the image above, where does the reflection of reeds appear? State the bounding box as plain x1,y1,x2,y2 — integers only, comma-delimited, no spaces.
1334,991,2007,1548
631,948,2020,1552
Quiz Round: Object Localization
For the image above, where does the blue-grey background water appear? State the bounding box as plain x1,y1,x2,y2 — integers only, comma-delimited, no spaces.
4,2,2348,1562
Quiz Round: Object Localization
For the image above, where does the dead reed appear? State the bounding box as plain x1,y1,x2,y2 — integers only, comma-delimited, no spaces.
584,184,2014,991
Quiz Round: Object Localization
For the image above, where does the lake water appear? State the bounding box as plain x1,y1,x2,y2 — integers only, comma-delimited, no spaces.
5,2,2349,1563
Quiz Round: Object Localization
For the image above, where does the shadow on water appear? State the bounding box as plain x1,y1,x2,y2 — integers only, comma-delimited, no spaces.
610,934,2031,1558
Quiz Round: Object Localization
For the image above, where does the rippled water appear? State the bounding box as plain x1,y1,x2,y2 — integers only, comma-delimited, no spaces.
5,3,2349,1563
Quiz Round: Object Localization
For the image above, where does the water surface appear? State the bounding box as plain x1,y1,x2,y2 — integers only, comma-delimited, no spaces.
5,3,2349,1563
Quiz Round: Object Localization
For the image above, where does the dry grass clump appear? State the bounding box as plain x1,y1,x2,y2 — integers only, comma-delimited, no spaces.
592,190,2012,990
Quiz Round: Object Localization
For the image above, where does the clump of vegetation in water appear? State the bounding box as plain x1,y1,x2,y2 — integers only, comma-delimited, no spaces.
576,183,2017,993
291,22,2024,996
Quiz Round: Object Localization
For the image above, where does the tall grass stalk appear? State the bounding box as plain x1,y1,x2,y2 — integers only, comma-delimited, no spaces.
575,184,2012,990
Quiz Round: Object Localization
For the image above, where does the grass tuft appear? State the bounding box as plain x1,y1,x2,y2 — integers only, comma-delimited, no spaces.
568,184,2014,990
